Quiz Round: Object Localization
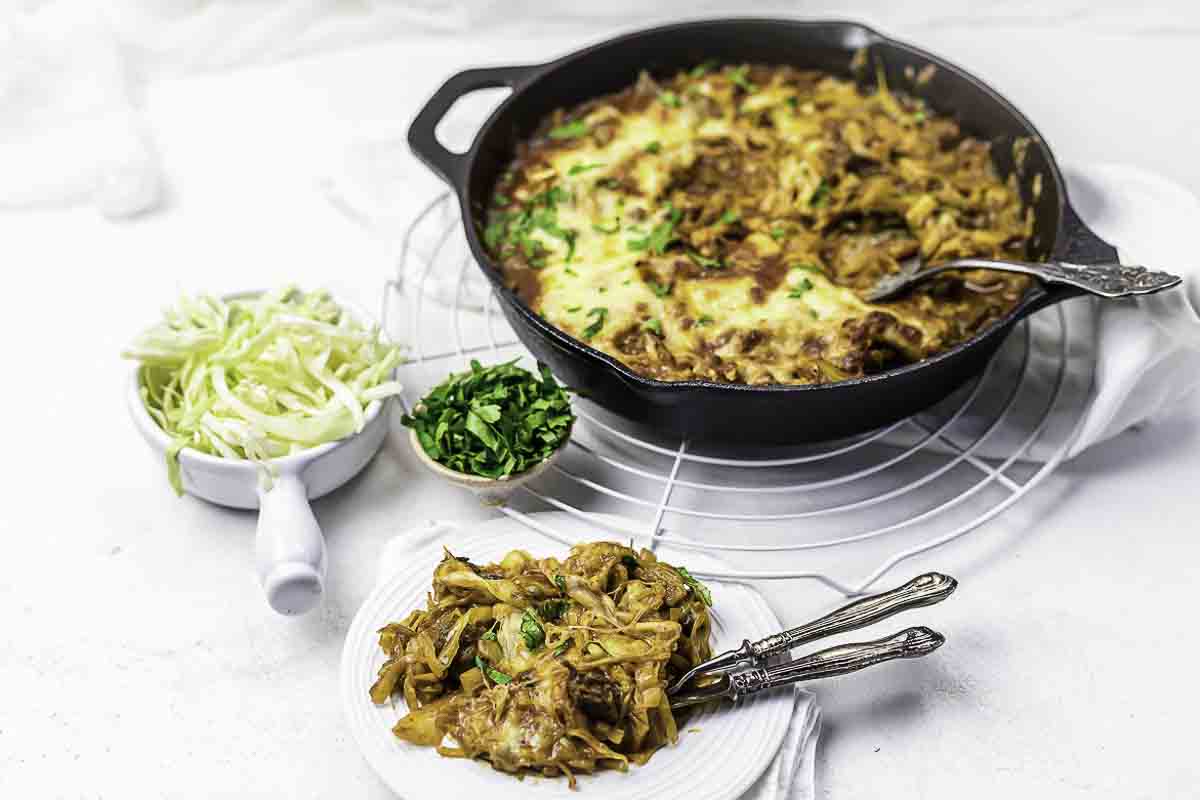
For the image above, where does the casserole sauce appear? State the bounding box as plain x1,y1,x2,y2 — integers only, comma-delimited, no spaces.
484,63,1033,384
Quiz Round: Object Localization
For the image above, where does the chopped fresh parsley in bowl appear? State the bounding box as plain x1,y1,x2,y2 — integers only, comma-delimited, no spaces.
401,359,574,483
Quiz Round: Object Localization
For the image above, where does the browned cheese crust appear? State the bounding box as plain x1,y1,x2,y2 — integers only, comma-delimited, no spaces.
483,63,1033,385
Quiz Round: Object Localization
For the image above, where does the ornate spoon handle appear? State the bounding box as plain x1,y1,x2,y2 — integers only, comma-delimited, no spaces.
750,572,956,659
866,257,1182,302
733,627,945,699
668,573,956,695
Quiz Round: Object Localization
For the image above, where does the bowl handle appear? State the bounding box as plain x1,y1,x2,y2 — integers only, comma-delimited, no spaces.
407,64,539,186
255,472,326,615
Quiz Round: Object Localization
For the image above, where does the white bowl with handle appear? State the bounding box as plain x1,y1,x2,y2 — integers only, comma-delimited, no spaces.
126,291,394,616
406,425,565,506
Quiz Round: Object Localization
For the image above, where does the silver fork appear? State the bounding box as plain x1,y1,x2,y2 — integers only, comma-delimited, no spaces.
670,626,944,709
863,256,1181,303
668,572,957,696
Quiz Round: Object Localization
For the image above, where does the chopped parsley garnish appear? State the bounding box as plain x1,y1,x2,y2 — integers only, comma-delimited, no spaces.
690,59,719,78
658,91,682,108
729,65,757,93
913,110,927,123
644,141,662,154
786,96,799,111
650,280,673,298
770,226,787,241
554,227,579,262
527,202,577,260
582,307,608,340
676,566,713,606
810,180,831,207
536,185,571,206
719,209,740,225
788,278,814,298
553,640,570,657
400,359,574,480
592,219,620,234
627,204,682,255
519,610,545,650
791,263,822,273
564,267,578,277
538,599,569,622
643,318,663,336
520,237,550,268
595,177,621,190
697,314,714,326
484,183,577,266
483,220,506,250
566,305,581,313
475,655,512,685
548,119,589,139
687,250,723,269
568,162,604,176
555,575,568,593
492,193,510,206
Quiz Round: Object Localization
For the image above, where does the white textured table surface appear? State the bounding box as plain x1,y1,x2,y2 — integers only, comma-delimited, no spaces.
3,12,1200,800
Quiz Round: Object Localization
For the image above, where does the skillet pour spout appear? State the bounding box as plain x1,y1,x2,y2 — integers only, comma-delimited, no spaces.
408,18,1153,444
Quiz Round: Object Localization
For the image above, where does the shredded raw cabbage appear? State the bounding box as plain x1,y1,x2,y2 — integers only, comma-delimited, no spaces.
122,285,403,494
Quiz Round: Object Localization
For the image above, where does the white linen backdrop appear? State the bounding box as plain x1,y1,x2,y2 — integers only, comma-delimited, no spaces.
0,0,1186,215
1,0,1197,446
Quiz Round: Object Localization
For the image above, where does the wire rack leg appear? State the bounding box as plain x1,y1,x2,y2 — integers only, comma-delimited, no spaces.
646,441,688,553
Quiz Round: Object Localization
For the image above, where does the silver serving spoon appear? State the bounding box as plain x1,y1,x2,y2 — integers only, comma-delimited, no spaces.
668,572,957,696
863,256,1182,303
670,626,945,709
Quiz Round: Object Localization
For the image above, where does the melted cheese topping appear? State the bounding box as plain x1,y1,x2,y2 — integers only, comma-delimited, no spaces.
486,64,1032,385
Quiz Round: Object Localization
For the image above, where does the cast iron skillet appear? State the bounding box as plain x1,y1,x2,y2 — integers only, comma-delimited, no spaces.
407,18,1118,443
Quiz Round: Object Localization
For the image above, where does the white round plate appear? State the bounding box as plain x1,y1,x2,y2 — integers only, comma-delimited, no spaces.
341,513,793,800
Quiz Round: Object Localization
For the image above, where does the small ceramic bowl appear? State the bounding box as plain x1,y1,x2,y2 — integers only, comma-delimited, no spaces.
127,290,393,616
407,427,566,506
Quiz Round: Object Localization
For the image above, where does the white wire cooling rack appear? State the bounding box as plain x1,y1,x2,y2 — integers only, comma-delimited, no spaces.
381,191,1095,596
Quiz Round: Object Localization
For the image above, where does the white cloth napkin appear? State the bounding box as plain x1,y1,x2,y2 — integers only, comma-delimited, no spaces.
1063,164,1200,452
0,2,161,218
326,128,1200,461
883,162,1200,460
744,688,821,800
377,520,822,799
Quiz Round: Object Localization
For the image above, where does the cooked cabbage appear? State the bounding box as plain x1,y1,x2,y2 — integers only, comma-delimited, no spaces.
370,542,714,787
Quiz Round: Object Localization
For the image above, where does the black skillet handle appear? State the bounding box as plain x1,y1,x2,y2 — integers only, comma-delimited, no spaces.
1016,202,1128,317
407,64,540,187
1013,202,1183,317
1054,202,1120,266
